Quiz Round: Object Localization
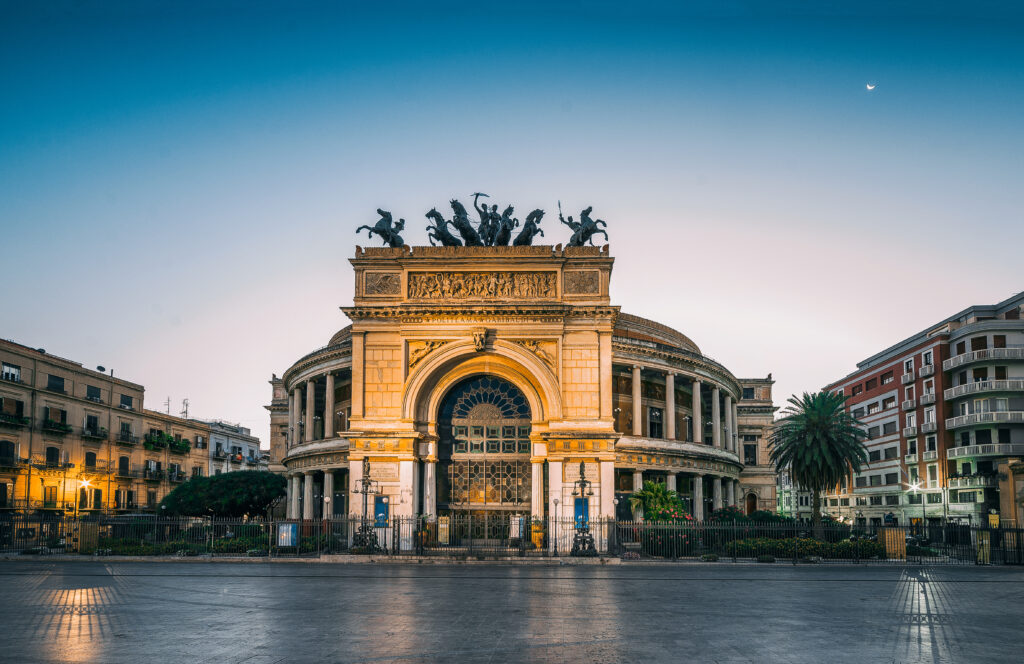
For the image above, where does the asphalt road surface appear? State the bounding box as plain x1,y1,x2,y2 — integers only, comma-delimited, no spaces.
1,561,1022,663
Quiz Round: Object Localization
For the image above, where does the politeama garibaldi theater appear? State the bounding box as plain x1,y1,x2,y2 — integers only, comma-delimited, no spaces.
266,202,775,546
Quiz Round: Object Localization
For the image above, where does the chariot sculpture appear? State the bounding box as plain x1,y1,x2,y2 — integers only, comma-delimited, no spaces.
356,194,608,247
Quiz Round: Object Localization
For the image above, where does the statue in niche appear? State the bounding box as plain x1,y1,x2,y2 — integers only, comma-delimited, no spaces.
356,209,405,248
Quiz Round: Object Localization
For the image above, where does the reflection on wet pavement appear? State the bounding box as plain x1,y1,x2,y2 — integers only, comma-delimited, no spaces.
1,562,1022,663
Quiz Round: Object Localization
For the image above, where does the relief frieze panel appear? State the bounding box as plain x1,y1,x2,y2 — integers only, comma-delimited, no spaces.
563,270,600,295
408,340,448,370
363,272,402,296
407,271,556,300
510,339,556,369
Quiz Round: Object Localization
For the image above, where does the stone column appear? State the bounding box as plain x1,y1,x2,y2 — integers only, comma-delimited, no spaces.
425,460,437,519
531,461,544,519
666,473,677,492
302,472,314,520
349,457,364,517
286,474,298,518
289,390,298,447
600,460,615,519
305,380,315,443
693,474,704,521
322,470,334,519
726,478,735,507
724,394,733,452
713,477,723,511
691,380,702,443
732,401,740,453
631,470,643,519
324,372,335,438
712,386,721,449
665,372,675,440
734,480,742,510
632,365,643,436
548,460,563,519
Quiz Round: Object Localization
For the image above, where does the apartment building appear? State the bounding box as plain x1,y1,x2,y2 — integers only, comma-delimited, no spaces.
205,419,266,476
737,375,778,514
822,292,1024,527
0,339,262,514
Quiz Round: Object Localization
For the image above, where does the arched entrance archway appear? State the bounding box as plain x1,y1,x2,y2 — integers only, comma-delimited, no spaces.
436,375,533,522
745,493,758,515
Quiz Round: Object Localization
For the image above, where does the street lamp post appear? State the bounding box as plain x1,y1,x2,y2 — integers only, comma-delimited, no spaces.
352,457,380,552
552,498,559,557
911,482,925,537
570,461,597,557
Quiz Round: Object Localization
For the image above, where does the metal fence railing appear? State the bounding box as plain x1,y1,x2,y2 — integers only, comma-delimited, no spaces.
1,513,1022,564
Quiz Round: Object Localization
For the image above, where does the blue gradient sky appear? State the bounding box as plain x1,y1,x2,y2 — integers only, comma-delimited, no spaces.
2,2,1022,444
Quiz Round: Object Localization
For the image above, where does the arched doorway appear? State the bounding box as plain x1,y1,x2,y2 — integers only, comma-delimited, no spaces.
436,375,532,531
745,493,758,515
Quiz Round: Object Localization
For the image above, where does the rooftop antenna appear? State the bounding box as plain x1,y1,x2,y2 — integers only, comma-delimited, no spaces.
164,397,171,414
181,398,190,419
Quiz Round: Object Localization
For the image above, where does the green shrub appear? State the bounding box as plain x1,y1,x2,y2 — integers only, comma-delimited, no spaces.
701,553,718,562
756,554,775,563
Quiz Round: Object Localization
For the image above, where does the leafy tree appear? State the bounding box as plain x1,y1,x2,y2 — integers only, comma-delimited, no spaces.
160,471,286,518
769,391,868,538
629,481,687,521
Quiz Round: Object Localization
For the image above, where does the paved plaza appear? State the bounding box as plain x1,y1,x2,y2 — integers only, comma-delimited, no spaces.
0,561,1022,663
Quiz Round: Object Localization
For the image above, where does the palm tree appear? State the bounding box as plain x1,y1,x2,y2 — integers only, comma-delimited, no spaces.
769,390,868,538
628,480,682,520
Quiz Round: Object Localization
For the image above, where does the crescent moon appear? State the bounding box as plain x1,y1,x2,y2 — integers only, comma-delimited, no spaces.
866,83,876,90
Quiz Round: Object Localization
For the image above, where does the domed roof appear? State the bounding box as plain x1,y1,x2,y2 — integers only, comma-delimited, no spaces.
328,325,353,347
614,313,701,355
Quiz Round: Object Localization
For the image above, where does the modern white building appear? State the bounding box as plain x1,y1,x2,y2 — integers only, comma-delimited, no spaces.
203,420,267,476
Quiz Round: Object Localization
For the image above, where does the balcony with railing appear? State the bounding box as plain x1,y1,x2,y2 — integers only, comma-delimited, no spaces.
0,455,25,469
143,468,165,482
943,347,1024,371
943,379,1024,401
902,399,917,411
922,450,939,461
919,392,936,406
919,364,935,378
40,419,73,435
114,465,140,478
213,450,227,460
945,411,1024,429
168,440,191,455
904,453,917,464
168,470,186,483
901,372,915,385
0,413,30,428
920,421,937,434
143,433,169,450
947,442,1024,459
903,425,917,437
947,474,998,489
81,426,108,441
116,432,139,446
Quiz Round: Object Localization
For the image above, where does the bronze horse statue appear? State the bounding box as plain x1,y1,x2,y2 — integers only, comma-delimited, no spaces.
424,208,463,246
567,206,608,247
492,205,519,246
449,199,484,246
513,209,545,246
356,209,405,248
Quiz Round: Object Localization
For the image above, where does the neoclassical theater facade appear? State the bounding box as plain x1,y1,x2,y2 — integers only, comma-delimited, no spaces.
267,244,774,523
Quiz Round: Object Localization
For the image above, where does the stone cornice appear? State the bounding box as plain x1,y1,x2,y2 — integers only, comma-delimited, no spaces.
282,345,352,389
611,340,741,397
342,304,620,321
